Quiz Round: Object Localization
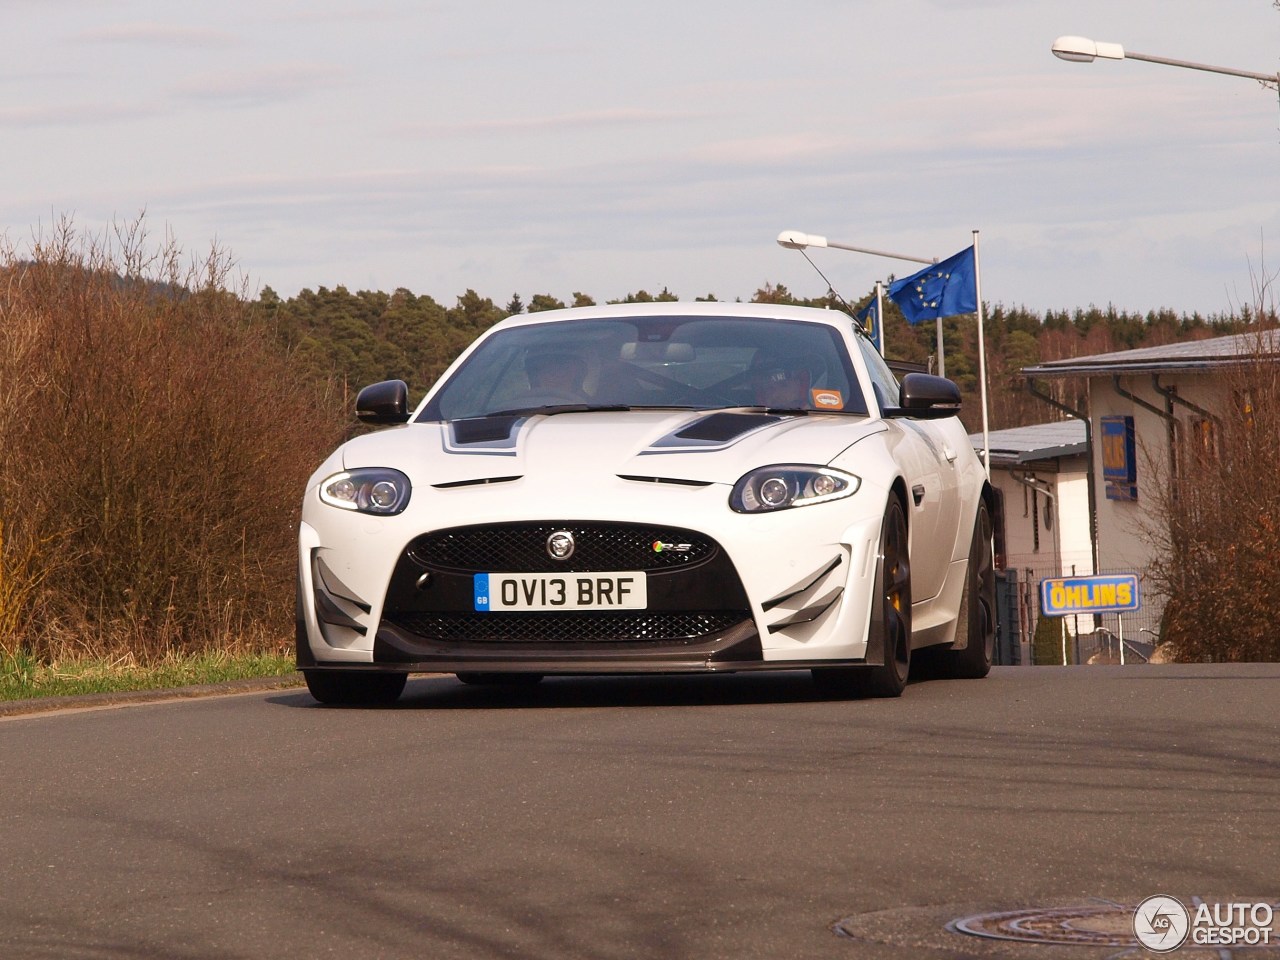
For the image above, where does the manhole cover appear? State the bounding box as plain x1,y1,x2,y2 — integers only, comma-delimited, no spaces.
949,903,1143,947
834,900,1278,957
948,900,1279,955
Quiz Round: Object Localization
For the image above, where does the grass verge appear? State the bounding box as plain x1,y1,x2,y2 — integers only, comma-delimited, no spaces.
0,649,300,702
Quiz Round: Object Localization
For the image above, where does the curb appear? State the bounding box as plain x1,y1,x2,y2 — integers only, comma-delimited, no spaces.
0,673,308,718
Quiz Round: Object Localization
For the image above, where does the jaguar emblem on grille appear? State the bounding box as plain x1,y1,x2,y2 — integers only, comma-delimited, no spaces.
546,530,576,561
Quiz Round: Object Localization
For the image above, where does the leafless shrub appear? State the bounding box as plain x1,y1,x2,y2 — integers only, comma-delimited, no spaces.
0,216,345,662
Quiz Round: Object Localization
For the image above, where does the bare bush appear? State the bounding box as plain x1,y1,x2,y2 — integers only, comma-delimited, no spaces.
0,217,346,661
1144,331,1280,661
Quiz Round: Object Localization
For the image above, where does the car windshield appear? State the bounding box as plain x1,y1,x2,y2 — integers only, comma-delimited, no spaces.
418,315,868,421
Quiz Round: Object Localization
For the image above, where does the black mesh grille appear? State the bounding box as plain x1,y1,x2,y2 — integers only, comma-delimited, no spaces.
409,522,715,573
386,611,746,645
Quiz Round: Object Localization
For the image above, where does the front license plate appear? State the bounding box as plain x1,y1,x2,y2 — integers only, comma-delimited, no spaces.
474,572,646,612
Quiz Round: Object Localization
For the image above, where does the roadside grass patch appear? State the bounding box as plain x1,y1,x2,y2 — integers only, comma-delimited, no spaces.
0,649,299,701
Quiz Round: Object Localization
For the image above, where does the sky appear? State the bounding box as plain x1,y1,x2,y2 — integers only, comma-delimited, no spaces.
5,0,1280,317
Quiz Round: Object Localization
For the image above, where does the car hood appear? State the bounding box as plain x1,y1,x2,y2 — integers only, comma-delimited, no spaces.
338,409,887,487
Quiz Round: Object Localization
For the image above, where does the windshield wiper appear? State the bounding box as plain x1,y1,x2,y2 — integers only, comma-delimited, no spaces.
736,404,866,417
702,404,812,415
484,404,631,418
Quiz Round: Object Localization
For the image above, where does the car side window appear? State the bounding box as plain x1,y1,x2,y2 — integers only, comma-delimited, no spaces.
856,337,900,413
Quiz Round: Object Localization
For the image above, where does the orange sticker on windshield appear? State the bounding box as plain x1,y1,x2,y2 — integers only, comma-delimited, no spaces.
811,389,843,409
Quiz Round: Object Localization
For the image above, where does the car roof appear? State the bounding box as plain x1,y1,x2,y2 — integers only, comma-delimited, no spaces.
488,301,860,332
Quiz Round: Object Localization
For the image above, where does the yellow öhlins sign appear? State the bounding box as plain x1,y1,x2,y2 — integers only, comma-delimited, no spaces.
1040,575,1141,617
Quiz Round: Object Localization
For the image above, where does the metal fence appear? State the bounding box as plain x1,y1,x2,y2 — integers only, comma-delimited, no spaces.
994,566,1162,666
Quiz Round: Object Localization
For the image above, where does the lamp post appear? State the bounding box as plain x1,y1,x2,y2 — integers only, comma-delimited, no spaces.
1051,35,1280,96
775,231,943,371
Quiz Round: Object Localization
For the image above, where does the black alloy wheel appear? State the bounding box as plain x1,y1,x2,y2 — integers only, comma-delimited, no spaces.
813,496,912,699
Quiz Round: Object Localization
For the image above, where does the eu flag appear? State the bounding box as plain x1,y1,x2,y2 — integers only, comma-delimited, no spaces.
854,296,878,338
887,246,977,324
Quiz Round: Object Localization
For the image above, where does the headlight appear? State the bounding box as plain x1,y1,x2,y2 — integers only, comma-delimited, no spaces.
730,465,859,513
319,468,411,515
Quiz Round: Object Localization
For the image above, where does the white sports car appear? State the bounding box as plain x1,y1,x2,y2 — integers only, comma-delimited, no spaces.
296,302,995,704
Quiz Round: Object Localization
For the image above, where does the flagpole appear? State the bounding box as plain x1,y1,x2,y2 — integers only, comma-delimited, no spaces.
972,229,991,479
874,280,885,355
935,316,945,378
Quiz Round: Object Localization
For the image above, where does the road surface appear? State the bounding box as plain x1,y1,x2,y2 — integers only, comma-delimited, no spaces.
2,664,1276,958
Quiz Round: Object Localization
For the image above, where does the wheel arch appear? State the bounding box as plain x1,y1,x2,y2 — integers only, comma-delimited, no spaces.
980,478,997,520
887,475,911,530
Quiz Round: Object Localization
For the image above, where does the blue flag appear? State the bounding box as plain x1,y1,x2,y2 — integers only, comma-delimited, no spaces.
854,295,879,338
887,246,977,324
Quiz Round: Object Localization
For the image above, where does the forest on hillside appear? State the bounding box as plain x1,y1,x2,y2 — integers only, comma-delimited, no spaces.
249,280,1259,433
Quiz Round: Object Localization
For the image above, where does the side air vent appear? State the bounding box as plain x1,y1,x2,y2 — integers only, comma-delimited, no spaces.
617,475,713,487
431,476,522,489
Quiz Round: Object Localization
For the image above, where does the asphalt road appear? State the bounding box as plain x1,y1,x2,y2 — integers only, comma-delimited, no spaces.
1,664,1277,959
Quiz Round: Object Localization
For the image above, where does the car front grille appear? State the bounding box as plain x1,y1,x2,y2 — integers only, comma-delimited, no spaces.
408,522,715,573
385,611,746,645
378,521,754,658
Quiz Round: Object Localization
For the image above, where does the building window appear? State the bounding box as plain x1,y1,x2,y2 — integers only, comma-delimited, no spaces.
1032,488,1040,552
1234,388,1256,428
1188,415,1217,460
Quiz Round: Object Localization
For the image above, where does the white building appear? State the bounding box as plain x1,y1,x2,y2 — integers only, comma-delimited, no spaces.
1020,329,1279,638
970,420,1091,576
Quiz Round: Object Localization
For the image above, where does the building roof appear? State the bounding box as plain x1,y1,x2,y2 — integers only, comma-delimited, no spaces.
971,419,1087,465
1022,329,1280,378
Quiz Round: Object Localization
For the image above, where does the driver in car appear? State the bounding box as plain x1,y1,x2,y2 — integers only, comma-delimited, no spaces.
750,355,812,409
525,350,589,399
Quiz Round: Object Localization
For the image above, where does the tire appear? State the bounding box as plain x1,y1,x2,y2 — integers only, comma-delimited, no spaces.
456,673,545,686
943,499,996,679
303,669,407,706
812,496,912,699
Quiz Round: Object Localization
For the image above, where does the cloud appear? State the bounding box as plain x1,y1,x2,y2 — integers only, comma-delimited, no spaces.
0,101,162,128
74,22,238,47
173,63,345,105
687,132,859,166
401,108,704,137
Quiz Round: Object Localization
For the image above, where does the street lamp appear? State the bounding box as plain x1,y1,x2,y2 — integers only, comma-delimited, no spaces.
776,231,937,267
1051,35,1280,91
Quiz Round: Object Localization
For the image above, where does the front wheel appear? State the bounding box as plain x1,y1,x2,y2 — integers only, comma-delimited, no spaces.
812,496,912,699
303,669,406,706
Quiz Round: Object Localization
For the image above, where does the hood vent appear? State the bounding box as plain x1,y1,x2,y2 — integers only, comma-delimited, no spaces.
450,416,521,445
674,412,782,443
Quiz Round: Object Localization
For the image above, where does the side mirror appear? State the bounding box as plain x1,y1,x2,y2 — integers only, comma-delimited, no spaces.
885,373,961,420
355,380,410,424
